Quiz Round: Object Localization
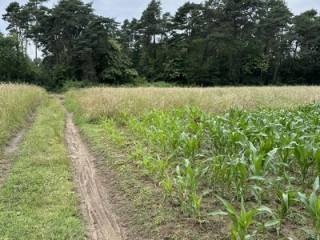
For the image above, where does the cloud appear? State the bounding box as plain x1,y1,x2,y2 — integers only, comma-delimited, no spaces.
91,0,202,21
288,0,320,14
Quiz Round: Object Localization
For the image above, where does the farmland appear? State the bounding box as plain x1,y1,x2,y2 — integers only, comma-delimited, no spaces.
65,86,320,240
65,86,320,119
1,0,320,239
1,85,320,239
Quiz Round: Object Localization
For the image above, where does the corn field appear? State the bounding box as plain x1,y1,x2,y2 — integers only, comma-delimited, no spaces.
66,87,320,239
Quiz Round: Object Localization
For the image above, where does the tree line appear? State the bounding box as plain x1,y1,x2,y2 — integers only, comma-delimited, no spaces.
1,0,320,89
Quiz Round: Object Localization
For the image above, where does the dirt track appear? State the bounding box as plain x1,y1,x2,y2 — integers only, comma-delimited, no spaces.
0,129,26,187
65,112,123,240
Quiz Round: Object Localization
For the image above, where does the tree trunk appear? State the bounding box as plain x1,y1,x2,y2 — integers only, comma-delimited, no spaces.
35,42,38,60
273,60,280,84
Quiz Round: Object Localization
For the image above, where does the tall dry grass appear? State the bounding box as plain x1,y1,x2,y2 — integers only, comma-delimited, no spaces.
66,86,320,120
0,83,46,149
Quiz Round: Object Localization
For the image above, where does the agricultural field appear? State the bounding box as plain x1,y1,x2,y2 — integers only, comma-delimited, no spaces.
1,0,320,239
66,86,320,119
66,86,320,240
2,85,320,240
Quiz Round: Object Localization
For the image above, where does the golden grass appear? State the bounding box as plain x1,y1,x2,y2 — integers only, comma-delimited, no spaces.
66,86,320,120
0,83,46,148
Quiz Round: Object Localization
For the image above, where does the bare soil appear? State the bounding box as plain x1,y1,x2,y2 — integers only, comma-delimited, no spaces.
65,112,124,240
0,129,26,187
0,110,37,188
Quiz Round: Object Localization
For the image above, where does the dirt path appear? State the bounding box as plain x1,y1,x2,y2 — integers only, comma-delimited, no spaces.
65,112,123,240
0,129,27,187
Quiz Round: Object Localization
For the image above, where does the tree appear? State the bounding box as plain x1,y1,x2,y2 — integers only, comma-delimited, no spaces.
3,2,27,54
140,0,162,46
7,0,138,89
256,0,292,84
24,0,48,60
2,0,320,88
290,10,320,84
0,33,40,83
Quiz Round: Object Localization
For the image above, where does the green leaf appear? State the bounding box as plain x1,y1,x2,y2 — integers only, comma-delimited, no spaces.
313,177,320,192
248,176,266,182
298,192,307,205
216,195,237,220
264,219,280,228
257,206,273,215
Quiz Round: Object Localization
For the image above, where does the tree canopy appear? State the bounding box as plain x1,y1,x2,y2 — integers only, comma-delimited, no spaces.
1,0,320,88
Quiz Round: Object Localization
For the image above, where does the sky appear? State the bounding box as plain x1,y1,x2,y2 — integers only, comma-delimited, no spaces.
0,0,320,33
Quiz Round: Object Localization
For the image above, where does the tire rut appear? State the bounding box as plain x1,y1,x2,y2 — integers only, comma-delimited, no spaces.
0,129,26,187
0,110,36,187
65,112,123,240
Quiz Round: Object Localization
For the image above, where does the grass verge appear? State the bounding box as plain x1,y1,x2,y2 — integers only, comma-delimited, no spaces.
0,84,45,152
0,98,85,240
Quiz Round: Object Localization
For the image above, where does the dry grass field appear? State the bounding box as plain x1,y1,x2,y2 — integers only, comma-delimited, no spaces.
66,86,320,120
0,84,45,149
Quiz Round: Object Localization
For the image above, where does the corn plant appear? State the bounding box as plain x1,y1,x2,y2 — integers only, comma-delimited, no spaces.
210,196,272,240
298,177,320,239
179,132,202,159
227,155,249,200
313,147,320,175
277,191,295,223
294,142,314,183
109,102,320,237
101,119,125,145
246,142,270,177
277,139,295,176
160,175,174,199
175,159,202,217
263,190,296,235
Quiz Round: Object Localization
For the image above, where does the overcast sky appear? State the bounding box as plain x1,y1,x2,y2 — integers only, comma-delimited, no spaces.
0,0,320,32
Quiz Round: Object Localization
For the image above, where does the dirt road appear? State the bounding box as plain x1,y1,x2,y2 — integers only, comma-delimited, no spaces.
65,112,124,240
